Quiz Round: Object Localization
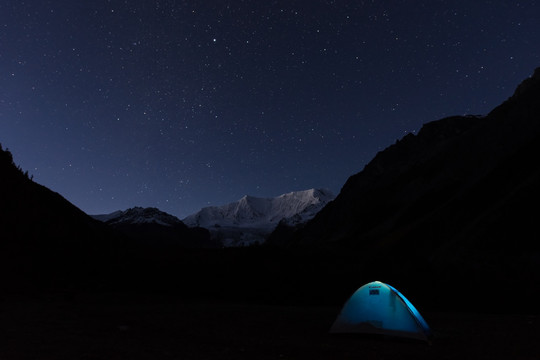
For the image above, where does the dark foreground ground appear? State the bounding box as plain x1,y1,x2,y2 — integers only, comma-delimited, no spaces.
0,293,538,360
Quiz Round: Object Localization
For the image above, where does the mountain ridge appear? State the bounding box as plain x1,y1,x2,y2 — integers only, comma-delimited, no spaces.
183,188,335,246
0,144,124,290
291,68,540,246
91,206,217,248
92,206,184,227
184,188,334,228
274,67,540,309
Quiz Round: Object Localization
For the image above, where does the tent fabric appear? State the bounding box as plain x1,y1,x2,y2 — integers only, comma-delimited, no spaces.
330,281,431,341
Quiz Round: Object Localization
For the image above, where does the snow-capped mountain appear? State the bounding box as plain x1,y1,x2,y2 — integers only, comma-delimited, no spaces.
183,189,335,246
91,207,183,226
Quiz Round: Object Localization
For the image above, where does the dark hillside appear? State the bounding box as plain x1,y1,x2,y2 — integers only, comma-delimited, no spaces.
280,68,540,312
0,145,124,290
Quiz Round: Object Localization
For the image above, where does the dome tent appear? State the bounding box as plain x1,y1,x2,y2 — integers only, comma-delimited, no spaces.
330,281,431,341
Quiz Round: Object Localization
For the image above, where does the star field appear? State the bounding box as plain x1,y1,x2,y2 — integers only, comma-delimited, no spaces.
1,1,539,218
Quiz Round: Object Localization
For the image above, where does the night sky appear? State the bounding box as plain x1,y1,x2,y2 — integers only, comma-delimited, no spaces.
1,1,539,218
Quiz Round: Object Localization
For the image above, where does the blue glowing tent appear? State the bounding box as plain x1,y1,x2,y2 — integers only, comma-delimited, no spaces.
330,281,431,341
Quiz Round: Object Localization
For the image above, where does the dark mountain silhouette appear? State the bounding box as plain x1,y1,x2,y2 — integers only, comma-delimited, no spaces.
0,147,213,292
274,68,540,311
0,145,124,290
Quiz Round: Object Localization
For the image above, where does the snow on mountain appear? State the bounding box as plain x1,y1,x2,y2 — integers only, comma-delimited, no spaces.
91,207,183,227
183,188,334,228
90,189,334,246
183,189,335,246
